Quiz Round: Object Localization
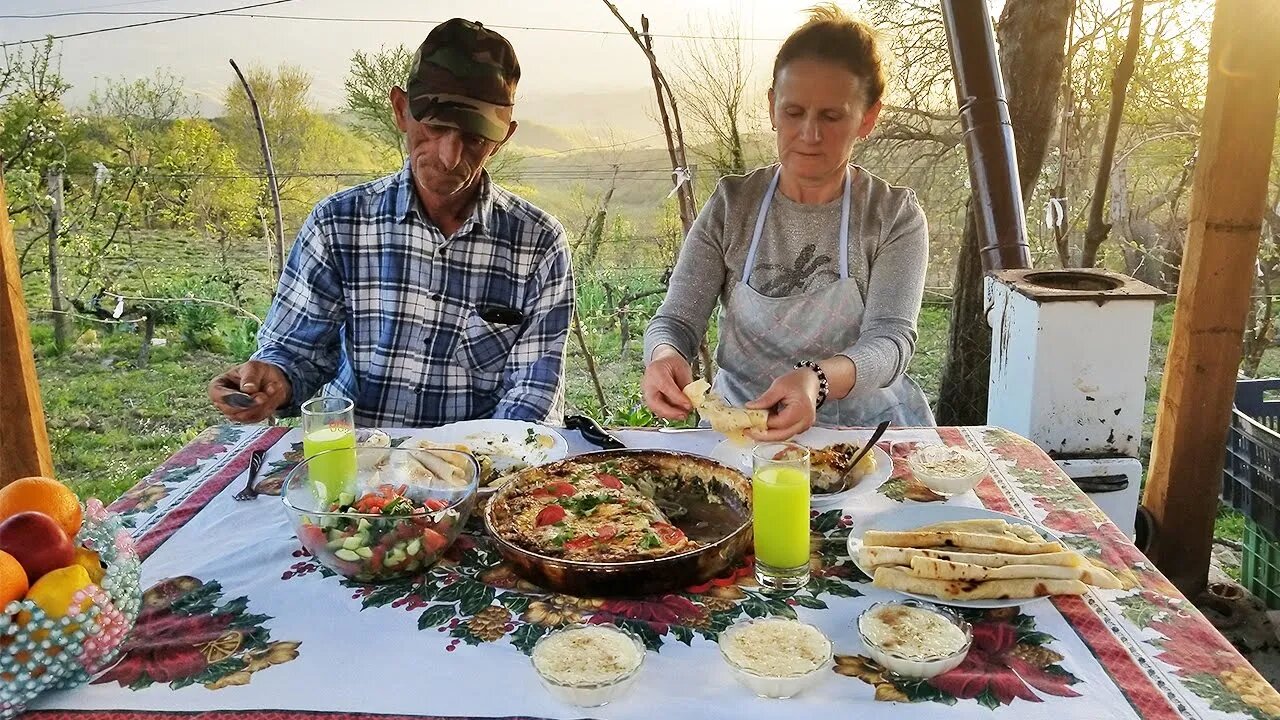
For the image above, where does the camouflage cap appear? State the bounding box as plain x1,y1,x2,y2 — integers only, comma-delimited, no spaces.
406,18,520,143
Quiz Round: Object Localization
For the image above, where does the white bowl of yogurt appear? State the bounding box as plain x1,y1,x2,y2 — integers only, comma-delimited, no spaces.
906,444,989,496
857,600,972,678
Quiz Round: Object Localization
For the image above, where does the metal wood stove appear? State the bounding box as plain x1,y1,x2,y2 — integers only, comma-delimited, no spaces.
986,268,1166,537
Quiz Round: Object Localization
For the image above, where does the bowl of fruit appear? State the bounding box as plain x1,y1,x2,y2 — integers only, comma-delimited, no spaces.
281,446,479,583
0,476,141,719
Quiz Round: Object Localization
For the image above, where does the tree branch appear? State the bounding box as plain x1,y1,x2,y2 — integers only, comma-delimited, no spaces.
1082,0,1145,267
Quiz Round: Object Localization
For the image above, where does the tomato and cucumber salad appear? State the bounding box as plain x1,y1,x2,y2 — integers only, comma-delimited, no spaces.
294,483,459,581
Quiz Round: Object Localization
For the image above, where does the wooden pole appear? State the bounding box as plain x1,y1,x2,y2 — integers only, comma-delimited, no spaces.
1142,0,1280,596
0,163,55,486
230,59,285,290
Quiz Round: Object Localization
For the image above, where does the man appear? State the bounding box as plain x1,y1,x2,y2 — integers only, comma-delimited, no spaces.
208,18,573,426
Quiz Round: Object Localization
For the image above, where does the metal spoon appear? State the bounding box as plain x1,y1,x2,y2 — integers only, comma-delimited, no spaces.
815,420,891,495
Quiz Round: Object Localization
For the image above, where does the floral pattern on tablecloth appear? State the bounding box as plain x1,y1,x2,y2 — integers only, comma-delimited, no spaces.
93,576,300,692
108,426,250,524
835,606,1082,708
1110,593,1280,720
978,427,1280,719
62,424,1279,720
281,509,865,654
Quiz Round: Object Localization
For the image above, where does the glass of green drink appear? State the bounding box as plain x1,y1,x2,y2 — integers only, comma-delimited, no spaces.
301,397,357,504
751,442,811,593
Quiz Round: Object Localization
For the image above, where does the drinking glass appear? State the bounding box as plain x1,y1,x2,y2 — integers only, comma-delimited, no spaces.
301,397,356,503
752,442,811,593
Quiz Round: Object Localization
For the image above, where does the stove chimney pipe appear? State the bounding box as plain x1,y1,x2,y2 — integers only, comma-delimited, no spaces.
940,0,1033,271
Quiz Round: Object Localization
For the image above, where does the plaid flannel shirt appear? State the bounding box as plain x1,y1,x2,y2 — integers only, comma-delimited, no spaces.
252,165,574,427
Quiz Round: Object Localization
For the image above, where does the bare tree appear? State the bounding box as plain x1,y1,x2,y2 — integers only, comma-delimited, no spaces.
230,58,285,289
1081,0,1146,267
86,69,195,131
671,11,764,177
1052,0,1209,267
1241,184,1280,377
344,44,413,163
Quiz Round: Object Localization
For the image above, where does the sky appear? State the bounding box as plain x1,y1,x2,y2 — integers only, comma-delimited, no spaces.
0,0,839,114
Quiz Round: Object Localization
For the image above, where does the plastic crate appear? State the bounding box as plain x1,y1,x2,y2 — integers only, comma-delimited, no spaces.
1241,519,1280,610
1222,378,1280,536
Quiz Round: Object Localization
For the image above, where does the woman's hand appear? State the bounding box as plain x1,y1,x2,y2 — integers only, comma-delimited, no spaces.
746,367,821,441
643,345,695,419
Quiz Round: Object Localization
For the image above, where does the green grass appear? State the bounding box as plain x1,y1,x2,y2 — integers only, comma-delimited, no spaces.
1215,506,1248,580
30,321,232,503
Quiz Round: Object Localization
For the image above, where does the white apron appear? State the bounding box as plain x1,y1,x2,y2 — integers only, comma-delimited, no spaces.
712,167,935,427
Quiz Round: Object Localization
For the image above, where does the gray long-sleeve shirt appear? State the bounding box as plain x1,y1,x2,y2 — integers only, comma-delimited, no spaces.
643,164,928,391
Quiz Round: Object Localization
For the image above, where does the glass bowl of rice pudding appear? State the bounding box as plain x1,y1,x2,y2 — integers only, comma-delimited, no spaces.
717,617,833,698
906,444,989,496
857,600,972,678
530,624,645,707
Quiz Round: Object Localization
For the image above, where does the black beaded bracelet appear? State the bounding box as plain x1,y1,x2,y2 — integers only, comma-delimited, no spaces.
793,360,829,410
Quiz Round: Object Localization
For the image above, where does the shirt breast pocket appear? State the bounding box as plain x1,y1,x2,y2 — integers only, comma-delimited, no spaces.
453,309,521,374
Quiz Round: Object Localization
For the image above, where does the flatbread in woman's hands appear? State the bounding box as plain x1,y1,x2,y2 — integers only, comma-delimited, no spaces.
682,379,767,444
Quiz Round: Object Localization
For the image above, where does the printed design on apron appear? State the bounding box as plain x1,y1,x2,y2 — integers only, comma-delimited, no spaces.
714,166,934,427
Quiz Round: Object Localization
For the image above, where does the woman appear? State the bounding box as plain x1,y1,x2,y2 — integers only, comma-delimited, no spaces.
642,5,934,440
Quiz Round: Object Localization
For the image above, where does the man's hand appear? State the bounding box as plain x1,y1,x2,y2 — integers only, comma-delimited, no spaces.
746,367,820,441
642,344,695,420
209,360,292,423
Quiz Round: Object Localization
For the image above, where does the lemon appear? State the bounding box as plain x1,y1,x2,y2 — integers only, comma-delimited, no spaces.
73,546,106,584
25,565,93,618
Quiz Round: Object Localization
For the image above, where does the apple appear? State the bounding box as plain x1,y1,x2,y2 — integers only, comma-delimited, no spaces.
0,511,75,584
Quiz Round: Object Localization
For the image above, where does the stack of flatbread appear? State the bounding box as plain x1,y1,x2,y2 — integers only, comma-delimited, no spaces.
858,518,1121,601
683,379,768,445
405,440,475,487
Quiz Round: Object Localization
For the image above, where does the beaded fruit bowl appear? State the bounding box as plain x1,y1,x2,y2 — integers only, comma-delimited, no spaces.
0,500,142,719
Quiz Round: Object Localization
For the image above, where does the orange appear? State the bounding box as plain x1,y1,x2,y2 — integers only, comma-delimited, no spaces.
0,549,28,606
0,476,82,538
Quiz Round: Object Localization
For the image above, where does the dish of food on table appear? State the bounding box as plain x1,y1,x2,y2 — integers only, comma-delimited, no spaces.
808,442,880,492
850,506,1121,607
411,419,569,491
485,449,753,596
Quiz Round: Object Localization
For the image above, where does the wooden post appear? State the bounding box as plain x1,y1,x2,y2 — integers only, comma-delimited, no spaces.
0,163,55,486
1142,0,1280,596
46,170,68,348
230,59,285,290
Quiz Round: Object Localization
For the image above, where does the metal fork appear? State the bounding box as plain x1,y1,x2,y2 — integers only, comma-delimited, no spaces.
233,449,266,501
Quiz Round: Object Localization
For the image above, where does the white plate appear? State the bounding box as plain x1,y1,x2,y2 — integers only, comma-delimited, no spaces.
846,504,1063,609
411,420,568,492
709,440,893,508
